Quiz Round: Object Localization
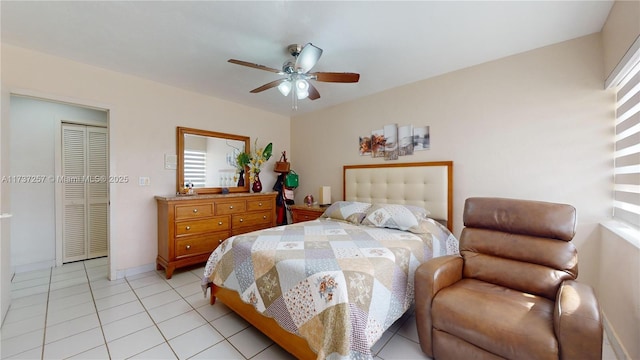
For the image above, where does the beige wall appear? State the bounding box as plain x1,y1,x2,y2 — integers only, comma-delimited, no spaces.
291,33,637,355
292,33,612,243
602,0,640,80
1,44,290,277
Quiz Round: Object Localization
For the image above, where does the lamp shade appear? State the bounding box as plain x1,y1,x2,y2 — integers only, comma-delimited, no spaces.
295,79,309,99
277,80,292,96
319,186,331,205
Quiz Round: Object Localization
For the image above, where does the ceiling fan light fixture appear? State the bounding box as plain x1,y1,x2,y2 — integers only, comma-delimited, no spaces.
296,90,309,100
295,79,309,99
277,80,292,96
228,42,360,109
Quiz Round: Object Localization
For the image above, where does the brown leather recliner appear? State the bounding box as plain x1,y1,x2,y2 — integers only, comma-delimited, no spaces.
415,197,602,360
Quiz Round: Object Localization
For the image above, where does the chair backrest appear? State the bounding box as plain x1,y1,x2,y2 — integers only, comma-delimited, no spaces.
460,197,578,300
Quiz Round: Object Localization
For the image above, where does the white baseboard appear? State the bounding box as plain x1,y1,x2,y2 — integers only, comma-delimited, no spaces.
12,260,55,274
603,312,631,360
114,262,156,280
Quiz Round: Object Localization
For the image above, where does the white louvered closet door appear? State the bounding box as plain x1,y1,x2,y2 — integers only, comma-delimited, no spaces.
87,127,108,258
62,124,108,263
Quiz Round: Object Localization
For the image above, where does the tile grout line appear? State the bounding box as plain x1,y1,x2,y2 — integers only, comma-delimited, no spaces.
0,272,47,357
44,263,97,359
123,272,180,359
34,261,107,359
175,269,248,360
85,260,113,360
157,270,237,360
40,268,53,360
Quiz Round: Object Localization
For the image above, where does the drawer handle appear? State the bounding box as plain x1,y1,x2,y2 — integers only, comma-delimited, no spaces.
219,239,223,244
185,226,191,230
193,209,198,213
218,221,223,225
263,215,267,219
258,202,263,206
239,218,243,222
186,245,191,250
229,205,234,209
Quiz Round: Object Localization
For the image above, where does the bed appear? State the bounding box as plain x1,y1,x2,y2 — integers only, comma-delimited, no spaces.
202,161,457,359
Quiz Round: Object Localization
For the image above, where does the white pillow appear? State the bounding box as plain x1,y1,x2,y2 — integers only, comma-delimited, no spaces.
320,201,372,224
362,203,431,233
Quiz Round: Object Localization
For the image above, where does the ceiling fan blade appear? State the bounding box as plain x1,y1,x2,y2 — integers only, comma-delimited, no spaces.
228,59,281,74
308,83,320,100
312,72,360,83
250,79,285,93
295,43,322,73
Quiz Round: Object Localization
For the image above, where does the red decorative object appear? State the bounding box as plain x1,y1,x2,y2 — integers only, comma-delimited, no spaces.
237,170,245,187
252,173,262,193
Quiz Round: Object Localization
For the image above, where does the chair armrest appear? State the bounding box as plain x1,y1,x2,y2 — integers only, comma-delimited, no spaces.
414,255,463,357
554,279,603,360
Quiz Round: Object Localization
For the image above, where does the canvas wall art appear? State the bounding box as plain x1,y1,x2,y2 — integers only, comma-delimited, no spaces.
371,129,385,158
358,124,429,159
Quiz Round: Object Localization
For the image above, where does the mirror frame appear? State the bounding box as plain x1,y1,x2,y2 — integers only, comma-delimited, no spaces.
177,126,250,194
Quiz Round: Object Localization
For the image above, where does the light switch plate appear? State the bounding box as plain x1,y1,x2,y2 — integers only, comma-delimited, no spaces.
165,154,177,170
139,176,150,186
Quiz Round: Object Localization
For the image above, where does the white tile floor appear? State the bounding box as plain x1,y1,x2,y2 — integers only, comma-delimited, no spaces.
0,257,618,360
0,258,429,360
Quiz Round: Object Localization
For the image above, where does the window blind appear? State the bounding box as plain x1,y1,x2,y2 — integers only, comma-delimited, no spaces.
614,59,640,227
184,150,206,188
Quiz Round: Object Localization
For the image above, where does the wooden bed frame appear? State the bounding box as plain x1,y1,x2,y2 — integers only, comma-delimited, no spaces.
209,161,453,359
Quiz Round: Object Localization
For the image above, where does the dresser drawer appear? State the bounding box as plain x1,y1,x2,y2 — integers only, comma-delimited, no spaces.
292,209,323,223
246,198,273,211
175,203,214,220
215,200,246,215
232,210,273,229
290,205,326,223
176,216,229,235
175,231,229,258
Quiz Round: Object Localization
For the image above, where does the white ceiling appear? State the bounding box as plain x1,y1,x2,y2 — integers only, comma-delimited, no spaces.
1,1,614,116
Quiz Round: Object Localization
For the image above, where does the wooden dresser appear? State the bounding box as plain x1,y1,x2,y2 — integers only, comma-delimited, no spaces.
156,192,277,278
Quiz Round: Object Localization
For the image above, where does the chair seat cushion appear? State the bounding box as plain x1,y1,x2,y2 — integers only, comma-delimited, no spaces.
432,278,559,360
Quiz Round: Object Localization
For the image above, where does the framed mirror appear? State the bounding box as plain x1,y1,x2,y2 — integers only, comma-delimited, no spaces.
177,127,250,194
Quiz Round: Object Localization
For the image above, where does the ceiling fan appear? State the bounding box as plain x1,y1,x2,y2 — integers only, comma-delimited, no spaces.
228,43,360,108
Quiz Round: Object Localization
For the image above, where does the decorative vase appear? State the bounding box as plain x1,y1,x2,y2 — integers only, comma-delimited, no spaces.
252,173,262,193
237,170,245,187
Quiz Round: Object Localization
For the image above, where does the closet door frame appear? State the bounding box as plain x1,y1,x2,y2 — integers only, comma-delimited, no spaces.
8,88,114,281
55,118,109,266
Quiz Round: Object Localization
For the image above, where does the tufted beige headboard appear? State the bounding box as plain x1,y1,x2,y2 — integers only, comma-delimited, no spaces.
343,161,453,231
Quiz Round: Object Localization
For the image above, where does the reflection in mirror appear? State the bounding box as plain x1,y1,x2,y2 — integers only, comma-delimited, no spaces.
183,134,245,188
177,127,250,194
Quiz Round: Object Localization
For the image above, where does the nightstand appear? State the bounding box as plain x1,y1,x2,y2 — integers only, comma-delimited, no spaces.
290,204,327,223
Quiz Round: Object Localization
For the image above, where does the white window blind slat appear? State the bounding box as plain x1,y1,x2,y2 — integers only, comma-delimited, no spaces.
614,52,640,228
184,150,206,187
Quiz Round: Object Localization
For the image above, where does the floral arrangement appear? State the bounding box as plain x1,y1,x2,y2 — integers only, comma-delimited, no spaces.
235,151,250,171
249,139,273,180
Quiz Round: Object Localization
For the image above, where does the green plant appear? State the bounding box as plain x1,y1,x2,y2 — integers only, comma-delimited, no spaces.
249,139,273,176
236,151,250,170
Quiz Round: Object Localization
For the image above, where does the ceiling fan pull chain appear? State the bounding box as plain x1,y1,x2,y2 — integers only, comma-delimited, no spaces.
292,91,298,110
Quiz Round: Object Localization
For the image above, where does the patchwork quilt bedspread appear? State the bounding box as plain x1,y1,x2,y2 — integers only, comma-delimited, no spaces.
202,218,458,359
